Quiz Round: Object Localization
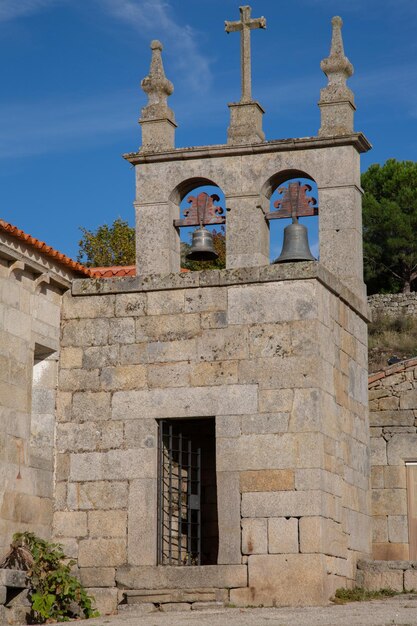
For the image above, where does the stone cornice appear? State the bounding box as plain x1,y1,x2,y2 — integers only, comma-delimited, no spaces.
123,133,371,165
72,261,370,321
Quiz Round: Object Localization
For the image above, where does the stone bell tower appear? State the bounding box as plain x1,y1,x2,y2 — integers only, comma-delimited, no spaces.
55,9,371,610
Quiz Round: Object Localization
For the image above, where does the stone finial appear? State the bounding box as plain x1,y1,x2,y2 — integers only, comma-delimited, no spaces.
139,40,177,152
318,16,355,137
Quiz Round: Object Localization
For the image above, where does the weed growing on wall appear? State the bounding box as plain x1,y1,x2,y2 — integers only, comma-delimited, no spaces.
0,532,98,623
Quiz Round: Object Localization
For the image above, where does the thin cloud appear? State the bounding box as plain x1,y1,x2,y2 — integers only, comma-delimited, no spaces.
0,90,139,159
98,0,212,92
0,0,59,22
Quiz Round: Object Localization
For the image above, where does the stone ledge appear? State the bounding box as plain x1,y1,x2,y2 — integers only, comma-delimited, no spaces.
72,262,369,321
123,132,371,165
116,564,247,590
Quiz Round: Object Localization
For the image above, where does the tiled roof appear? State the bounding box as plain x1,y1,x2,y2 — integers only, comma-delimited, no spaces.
89,266,190,277
89,265,136,277
0,219,91,276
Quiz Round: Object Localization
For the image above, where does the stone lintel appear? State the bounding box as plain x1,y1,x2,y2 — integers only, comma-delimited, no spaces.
227,100,265,145
72,261,369,321
123,132,371,165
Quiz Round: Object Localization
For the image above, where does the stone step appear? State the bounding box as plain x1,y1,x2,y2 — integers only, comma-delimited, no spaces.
124,587,228,605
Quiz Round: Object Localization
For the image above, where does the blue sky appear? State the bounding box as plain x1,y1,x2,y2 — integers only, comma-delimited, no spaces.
0,0,416,261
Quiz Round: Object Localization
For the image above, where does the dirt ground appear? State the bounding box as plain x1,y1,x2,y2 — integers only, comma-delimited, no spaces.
68,594,417,626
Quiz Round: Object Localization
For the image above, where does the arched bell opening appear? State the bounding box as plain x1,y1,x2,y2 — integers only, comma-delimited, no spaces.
171,179,226,271
262,171,319,264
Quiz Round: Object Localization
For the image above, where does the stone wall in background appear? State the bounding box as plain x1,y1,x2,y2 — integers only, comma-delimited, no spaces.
369,358,417,560
368,293,417,319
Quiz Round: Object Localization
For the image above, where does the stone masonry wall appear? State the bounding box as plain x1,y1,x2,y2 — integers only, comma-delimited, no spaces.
369,358,417,561
0,257,63,556
368,293,417,319
54,264,370,609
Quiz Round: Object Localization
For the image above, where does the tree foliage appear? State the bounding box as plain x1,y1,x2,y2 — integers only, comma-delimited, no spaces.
181,227,226,271
77,218,135,267
362,159,417,294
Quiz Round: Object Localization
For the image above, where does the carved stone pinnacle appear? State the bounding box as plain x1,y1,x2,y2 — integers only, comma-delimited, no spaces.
320,16,353,83
140,40,175,122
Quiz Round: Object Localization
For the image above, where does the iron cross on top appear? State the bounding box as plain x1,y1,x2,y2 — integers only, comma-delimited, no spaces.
225,5,266,103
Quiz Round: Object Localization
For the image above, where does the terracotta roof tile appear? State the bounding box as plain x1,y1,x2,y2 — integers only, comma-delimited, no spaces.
368,356,417,384
0,219,91,276
89,266,190,277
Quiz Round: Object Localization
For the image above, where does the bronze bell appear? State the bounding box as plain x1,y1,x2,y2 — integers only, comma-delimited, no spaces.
273,221,316,263
186,226,218,262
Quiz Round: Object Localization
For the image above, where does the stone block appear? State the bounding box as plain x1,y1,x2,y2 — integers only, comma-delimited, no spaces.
136,314,200,342
56,423,100,452
288,388,320,432
228,281,317,325
372,489,407,516
67,481,128,510
184,288,226,313
85,587,118,615
388,515,408,543
147,338,196,363
299,517,346,558
361,569,404,592
215,415,241,438
148,362,191,388
242,518,267,555
71,391,111,422
120,343,148,365
404,569,417,591
62,294,115,319
268,517,298,554
258,389,294,413
384,466,406,489
78,538,126,567
0,586,6,605
112,385,258,420
370,438,387,465
230,553,327,606
238,356,319,390
61,319,109,347
372,543,409,560
124,419,157,448
60,347,83,369
248,323,292,359
161,603,191,612
0,569,27,587
217,472,241,564
387,434,417,464
128,479,157,566
53,511,87,537
371,466,384,489
370,410,414,427
101,365,147,391
79,567,116,588
116,565,247,590
240,469,294,492
115,293,147,317
242,490,323,518
379,396,400,410
372,516,388,543
59,369,100,392
190,361,238,386
196,327,249,362
88,510,127,538
109,318,135,344
147,290,185,315
70,448,156,481
400,390,417,410
240,413,289,434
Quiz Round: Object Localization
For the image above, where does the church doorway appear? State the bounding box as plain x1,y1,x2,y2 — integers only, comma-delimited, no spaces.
157,418,219,566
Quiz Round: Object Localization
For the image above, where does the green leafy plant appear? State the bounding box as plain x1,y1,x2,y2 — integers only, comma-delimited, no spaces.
0,532,98,623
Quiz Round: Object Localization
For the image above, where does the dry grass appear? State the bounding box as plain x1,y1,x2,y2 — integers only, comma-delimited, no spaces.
368,313,417,372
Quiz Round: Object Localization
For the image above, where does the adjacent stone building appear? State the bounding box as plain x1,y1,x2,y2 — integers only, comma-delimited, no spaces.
1,8,378,613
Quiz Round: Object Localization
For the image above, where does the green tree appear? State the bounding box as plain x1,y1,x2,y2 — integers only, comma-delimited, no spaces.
181,227,226,271
77,218,135,267
362,159,417,294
